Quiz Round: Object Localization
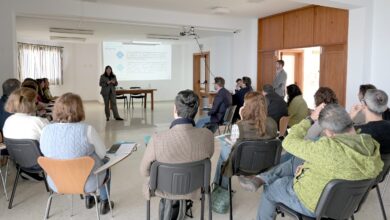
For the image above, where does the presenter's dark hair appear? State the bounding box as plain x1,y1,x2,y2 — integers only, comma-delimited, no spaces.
242,76,252,87
104,65,115,76
214,77,225,87
175,90,199,119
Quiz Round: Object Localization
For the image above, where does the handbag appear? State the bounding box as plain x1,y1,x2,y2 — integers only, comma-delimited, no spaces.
211,185,230,214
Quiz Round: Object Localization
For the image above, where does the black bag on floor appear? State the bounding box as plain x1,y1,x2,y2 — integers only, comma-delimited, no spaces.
159,199,186,220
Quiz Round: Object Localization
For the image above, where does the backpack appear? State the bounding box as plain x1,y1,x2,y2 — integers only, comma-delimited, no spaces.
159,199,194,220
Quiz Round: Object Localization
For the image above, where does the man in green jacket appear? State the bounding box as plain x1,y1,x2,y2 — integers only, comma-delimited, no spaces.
240,104,383,220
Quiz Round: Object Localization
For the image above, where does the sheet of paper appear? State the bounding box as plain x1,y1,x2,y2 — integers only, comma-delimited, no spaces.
115,143,136,155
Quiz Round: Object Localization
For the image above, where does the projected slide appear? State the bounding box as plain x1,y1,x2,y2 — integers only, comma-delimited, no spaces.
102,42,172,81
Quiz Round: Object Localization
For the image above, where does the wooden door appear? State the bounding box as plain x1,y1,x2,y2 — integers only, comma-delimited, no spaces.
320,44,347,106
257,51,277,90
259,15,284,51
314,6,348,45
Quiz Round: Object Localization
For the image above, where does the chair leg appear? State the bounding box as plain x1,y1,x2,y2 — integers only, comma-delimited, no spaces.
228,177,233,220
42,172,50,192
351,215,355,220
105,183,113,217
201,189,205,220
376,186,387,220
70,195,74,217
8,167,21,209
44,192,54,220
208,189,212,220
0,164,9,201
146,200,150,220
93,194,100,220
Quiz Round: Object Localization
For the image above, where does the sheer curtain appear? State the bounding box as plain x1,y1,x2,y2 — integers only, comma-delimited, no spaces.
18,43,63,85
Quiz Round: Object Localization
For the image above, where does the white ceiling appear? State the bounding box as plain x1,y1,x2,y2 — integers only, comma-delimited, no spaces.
16,16,233,43
74,0,308,18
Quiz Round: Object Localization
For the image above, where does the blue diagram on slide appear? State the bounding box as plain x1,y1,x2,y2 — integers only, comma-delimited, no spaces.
116,51,124,59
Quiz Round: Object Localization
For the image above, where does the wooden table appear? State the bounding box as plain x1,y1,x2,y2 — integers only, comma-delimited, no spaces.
116,89,157,110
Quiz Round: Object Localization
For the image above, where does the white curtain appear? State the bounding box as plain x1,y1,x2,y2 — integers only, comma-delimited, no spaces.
18,43,63,85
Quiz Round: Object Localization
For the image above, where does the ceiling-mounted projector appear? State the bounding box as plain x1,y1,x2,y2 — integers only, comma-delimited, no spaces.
180,26,199,38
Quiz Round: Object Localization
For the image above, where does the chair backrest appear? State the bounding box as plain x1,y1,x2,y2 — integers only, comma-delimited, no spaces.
149,159,211,196
232,139,282,176
203,123,219,134
38,156,95,194
376,153,390,184
223,105,237,124
4,138,42,169
279,116,289,137
315,178,375,220
0,130,3,143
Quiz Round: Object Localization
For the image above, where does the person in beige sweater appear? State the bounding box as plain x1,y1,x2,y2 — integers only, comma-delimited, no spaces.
140,90,214,200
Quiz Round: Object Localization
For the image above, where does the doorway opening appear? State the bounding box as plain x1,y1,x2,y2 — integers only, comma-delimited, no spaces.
193,52,211,114
279,47,320,109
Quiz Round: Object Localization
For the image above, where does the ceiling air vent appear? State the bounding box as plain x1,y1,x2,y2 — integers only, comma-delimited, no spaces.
147,34,180,41
50,36,86,42
49,27,94,35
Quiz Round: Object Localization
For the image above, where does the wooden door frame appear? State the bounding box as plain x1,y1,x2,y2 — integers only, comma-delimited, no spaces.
280,50,304,92
193,52,210,114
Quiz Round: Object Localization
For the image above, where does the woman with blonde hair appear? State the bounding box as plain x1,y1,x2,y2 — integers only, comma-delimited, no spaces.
40,93,114,214
3,87,49,181
213,91,278,189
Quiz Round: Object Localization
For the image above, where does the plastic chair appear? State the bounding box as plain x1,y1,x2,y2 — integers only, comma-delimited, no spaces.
228,139,282,220
116,87,129,108
38,156,112,220
276,178,375,220
362,153,390,220
147,159,212,220
129,87,146,109
4,138,50,209
0,139,9,201
221,105,237,134
278,116,290,139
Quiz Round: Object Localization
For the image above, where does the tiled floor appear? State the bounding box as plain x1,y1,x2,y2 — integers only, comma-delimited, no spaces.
0,101,389,220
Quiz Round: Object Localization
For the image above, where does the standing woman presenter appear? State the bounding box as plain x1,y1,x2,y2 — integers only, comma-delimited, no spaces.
99,66,123,121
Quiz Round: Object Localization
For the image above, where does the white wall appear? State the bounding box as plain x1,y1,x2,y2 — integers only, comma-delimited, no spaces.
369,0,390,98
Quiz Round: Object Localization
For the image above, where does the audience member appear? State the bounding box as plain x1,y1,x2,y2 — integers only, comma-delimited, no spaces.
353,89,390,154
287,84,308,127
232,76,253,122
3,87,49,181
40,93,114,214
305,87,338,140
196,77,232,128
235,78,243,92
272,60,287,97
36,78,50,103
240,104,383,220
351,84,377,124
140,90,214,201
213,91,277,189
0,78,21,132
262,84,288,126
42,78,56,101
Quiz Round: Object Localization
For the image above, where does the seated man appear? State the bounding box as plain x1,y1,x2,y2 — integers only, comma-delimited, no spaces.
140,89,214,200
240,104,383,220
353,89,390,154
196,77,232,128
262,84,288,126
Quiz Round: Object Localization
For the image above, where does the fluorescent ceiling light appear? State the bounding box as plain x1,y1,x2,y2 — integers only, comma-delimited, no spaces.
131,41,161,45
49,27,94,35
50,36,86,42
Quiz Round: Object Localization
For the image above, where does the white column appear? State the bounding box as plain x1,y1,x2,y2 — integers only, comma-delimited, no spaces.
0,3,16,85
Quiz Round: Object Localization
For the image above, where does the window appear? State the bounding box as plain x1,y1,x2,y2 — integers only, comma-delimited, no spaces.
18,43,63,85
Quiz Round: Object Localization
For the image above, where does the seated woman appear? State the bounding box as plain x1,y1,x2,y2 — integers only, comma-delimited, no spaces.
2,87,49,181
287,84,308,127
40,93,113,215
213,91,278,189
36,78,50,103
42,78,57,101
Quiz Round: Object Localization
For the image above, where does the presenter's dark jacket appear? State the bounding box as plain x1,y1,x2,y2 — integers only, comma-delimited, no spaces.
99,74,118,96
208,87,232,124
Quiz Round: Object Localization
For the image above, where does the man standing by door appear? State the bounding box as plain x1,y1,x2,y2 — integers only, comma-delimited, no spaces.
272,60,287,97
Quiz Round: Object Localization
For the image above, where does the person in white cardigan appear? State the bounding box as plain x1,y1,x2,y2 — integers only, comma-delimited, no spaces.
40,93,113,215
3,87,49,181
